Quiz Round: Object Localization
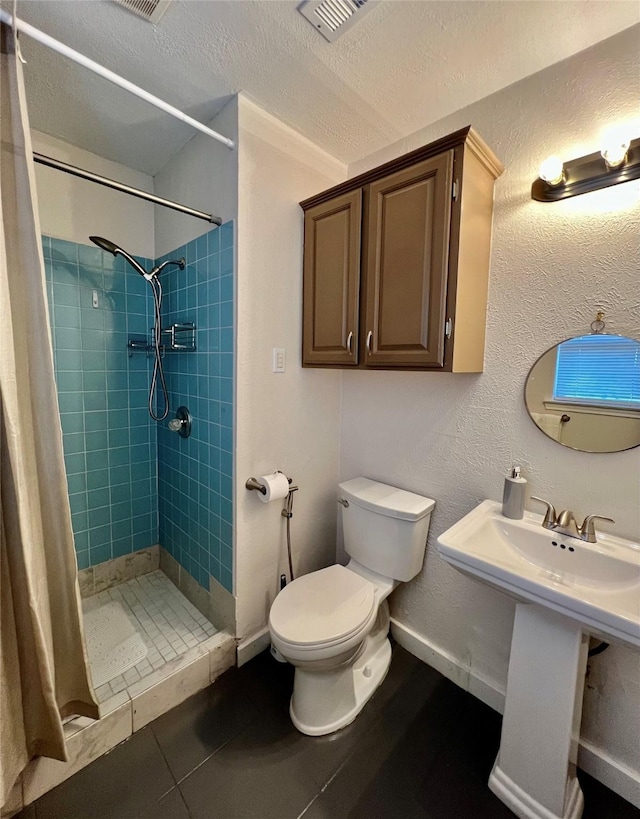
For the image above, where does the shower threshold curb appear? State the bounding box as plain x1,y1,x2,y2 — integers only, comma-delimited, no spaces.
12,631,236,813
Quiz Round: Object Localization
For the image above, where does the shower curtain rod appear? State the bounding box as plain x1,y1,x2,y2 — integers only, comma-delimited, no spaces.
34,151,222,225
0,9,235,150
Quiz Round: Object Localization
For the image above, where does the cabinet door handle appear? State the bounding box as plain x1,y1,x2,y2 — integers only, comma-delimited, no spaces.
346,331,353,354
366,330,373,355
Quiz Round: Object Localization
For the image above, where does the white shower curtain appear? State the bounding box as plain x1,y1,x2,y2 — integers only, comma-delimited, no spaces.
0,21,98,809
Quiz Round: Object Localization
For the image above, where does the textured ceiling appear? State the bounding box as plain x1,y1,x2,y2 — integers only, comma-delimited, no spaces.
12,0,640,175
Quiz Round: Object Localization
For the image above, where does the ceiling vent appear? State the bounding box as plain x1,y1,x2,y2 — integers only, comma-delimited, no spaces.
298,0,380,42
113,0,171,24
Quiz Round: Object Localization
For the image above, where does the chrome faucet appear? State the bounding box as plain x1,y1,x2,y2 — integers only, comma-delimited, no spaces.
530,497,614,543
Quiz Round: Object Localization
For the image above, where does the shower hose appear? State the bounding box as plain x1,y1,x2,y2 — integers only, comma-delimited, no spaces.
148,275,169,422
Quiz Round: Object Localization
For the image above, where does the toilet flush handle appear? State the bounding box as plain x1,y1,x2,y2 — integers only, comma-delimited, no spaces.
337,498,349,508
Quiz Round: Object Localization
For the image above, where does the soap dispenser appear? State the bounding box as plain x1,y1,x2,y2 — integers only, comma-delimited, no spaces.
502,466,527,520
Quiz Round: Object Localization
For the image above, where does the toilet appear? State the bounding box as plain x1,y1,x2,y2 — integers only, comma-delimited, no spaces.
268,477,435,736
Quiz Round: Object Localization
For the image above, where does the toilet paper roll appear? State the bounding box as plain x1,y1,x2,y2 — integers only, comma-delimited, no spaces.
257,472,290,503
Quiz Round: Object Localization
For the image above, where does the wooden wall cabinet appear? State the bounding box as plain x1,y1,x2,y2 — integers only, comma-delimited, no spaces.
301,126,504,371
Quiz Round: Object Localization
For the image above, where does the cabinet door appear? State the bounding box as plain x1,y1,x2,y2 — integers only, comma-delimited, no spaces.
363,151,453,367
302,190,361,366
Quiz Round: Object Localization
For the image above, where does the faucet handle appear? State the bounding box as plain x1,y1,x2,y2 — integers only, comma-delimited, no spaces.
580,514,615,543
530,496,557,528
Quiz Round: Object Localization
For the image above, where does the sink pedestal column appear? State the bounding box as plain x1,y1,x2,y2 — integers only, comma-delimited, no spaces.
489,603,589,819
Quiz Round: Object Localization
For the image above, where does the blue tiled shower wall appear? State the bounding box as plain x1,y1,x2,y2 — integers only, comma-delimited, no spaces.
157,222,234,593
44,222,234,593
43,236,158,570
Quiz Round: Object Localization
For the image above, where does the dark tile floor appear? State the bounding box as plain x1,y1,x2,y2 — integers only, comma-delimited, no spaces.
19,646,638,819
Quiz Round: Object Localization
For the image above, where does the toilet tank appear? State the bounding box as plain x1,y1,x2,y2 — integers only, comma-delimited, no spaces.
339,478,435,582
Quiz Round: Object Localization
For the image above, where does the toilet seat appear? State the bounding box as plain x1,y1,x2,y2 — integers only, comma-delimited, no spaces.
269,565,376,650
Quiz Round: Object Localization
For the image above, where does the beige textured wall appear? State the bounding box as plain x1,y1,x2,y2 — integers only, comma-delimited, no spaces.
234,96,346,656
32,131,155,257
153,98,238,258
341,26,640,801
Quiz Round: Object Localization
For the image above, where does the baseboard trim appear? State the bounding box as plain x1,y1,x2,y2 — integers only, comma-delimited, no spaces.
390,617,506,713
237,626,271,667
390,617,640,808
577,739,640,808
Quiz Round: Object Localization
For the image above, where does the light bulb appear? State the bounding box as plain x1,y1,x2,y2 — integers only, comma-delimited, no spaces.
601,140,630,169
539,155,565,186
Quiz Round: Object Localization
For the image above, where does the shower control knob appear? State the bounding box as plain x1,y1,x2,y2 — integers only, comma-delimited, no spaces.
168,406,192,438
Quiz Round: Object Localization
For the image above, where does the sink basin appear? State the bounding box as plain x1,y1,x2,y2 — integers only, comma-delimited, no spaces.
437,500,640,649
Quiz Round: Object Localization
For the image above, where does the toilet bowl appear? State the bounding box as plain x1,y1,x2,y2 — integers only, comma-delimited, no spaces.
270,564,379,665
268,477,435,736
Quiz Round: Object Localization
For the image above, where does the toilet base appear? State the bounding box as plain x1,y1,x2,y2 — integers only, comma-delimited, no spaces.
290,635,392,736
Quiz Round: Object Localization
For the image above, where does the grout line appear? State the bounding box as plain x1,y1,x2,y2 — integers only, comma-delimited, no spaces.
173,725,240,788
296,696,393,819
173,688,260,787
296,793,323,818
174,748,217,786
150,727,181,789
172,786,194,818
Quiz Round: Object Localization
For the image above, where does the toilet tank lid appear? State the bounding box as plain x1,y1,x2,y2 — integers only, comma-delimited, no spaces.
339,478,435,521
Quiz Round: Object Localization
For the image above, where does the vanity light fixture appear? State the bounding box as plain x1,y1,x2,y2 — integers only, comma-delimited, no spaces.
538,156,565,186
532,135,640,202
601,138,629,169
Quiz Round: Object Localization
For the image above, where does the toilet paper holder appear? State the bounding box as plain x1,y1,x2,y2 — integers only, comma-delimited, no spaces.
245,473,296,494
245,476,268,494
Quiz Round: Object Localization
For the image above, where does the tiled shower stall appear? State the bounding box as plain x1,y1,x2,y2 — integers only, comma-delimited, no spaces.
43,221,234,594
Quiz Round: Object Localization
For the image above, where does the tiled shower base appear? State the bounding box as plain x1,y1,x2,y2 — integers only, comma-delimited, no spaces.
10,570,235,814
83,571,218,703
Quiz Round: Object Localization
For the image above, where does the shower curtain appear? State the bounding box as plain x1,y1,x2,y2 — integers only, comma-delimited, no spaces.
0,22,98,808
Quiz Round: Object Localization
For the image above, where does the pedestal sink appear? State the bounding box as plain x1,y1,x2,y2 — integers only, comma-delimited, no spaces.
437,500,640,819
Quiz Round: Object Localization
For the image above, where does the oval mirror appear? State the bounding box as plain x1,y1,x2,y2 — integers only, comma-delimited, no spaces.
524,333,640,453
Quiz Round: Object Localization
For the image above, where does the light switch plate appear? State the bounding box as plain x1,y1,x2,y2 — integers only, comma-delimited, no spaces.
272,347,286,373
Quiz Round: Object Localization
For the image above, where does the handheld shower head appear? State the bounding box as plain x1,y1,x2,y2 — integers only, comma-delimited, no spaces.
89,236,150,279
89,236,119,255
88,236,185,423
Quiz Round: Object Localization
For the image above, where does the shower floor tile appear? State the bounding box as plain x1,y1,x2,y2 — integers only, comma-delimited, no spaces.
82,570,216,703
